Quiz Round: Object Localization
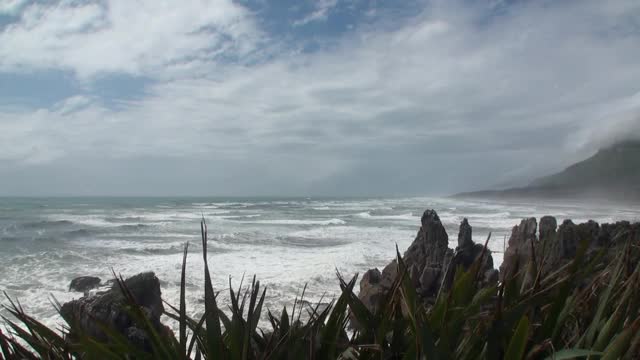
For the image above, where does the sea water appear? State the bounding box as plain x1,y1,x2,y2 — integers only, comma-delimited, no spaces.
1,196,639,331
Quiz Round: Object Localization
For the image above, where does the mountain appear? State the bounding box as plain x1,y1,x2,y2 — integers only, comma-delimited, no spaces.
454,140,640,202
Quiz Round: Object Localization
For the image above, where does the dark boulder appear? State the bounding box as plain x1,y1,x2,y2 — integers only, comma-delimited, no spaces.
69,276,101,293
61,272,171,353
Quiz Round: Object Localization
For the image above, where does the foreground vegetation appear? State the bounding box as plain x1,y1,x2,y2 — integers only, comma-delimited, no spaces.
2,220,640,359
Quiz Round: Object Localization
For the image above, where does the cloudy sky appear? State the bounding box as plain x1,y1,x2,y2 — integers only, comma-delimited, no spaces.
1,0,639,196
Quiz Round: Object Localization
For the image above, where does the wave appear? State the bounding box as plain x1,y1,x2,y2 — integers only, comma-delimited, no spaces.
104,216,144,223
45,215,114,228
219,214,262,219
116,224,150,231
355,212,417,221
288,226,415,243
276,236,351,248
22,220,73,229
65,229,102,238
464,211,511,219
238,219,346,225
112,245,197,256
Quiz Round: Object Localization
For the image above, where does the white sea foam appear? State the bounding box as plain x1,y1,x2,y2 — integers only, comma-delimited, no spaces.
219,214,262,219
237,218,346,225
356,212,417,221
3,196,640,334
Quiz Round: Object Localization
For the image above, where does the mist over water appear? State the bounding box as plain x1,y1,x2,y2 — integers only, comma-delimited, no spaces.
1,196,639,331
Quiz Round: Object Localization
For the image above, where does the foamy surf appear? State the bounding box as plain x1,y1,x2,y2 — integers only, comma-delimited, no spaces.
1,196,639,335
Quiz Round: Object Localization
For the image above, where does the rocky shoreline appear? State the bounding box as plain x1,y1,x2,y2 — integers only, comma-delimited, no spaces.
358,209,639,315
62,209,640,350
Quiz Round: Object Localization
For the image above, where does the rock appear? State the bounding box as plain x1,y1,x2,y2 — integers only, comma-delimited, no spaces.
457,218,473,249
499,218,537,280
358,269,385,314
362,268,381,285
69,276,101,293
419,267,440,293
403,210,454,300
556,220,578,259
539,216,557,242
61,272,170,353
357,210,494,317
409,265,421,288
441,220,495,292
485,269,499,284
500,215,640,287
379,260,398,289
405,210,452,274
545,219,599,266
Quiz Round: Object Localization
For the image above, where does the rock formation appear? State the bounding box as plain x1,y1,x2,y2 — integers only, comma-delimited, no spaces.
441,218,496,292
498,217,537,281
358,210,495,314
61,272,171,352
69,276,102,293
499,216,640,283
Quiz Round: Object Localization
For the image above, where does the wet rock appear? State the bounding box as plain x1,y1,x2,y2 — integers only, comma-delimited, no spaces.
69,276,101,293
61,272,171,353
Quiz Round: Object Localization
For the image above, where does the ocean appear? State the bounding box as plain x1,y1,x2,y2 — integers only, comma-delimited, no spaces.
1,196,639,331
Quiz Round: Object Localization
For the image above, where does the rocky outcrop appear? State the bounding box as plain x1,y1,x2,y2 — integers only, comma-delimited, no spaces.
539,216,557,242
500,216,640,282
358,210,495,314
499,218,537,281
61,272,171,352
359,209,640,321
69,276,102,293
442,219,496,292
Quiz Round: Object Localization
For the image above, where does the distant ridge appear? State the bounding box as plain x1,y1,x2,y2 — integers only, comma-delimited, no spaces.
454,140,640,202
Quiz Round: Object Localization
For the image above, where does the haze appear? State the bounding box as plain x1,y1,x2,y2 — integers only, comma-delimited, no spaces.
1,0,640,196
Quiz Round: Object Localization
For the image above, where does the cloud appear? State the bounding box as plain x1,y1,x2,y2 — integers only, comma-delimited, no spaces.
1,0,640,195
0,0,27,15
293,0,339,26
569,96,640,151
0,0,262,78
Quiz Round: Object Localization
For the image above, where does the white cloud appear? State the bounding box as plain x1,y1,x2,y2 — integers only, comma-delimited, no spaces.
0,0,261,78
0,0,27,15
293,0,339,26
1,0,640,194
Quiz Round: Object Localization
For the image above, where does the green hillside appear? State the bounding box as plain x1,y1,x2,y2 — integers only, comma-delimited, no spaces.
455,140,640,202
531,140,640,190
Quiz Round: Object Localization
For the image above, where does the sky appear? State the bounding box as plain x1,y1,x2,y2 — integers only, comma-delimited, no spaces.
1,0,640,196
